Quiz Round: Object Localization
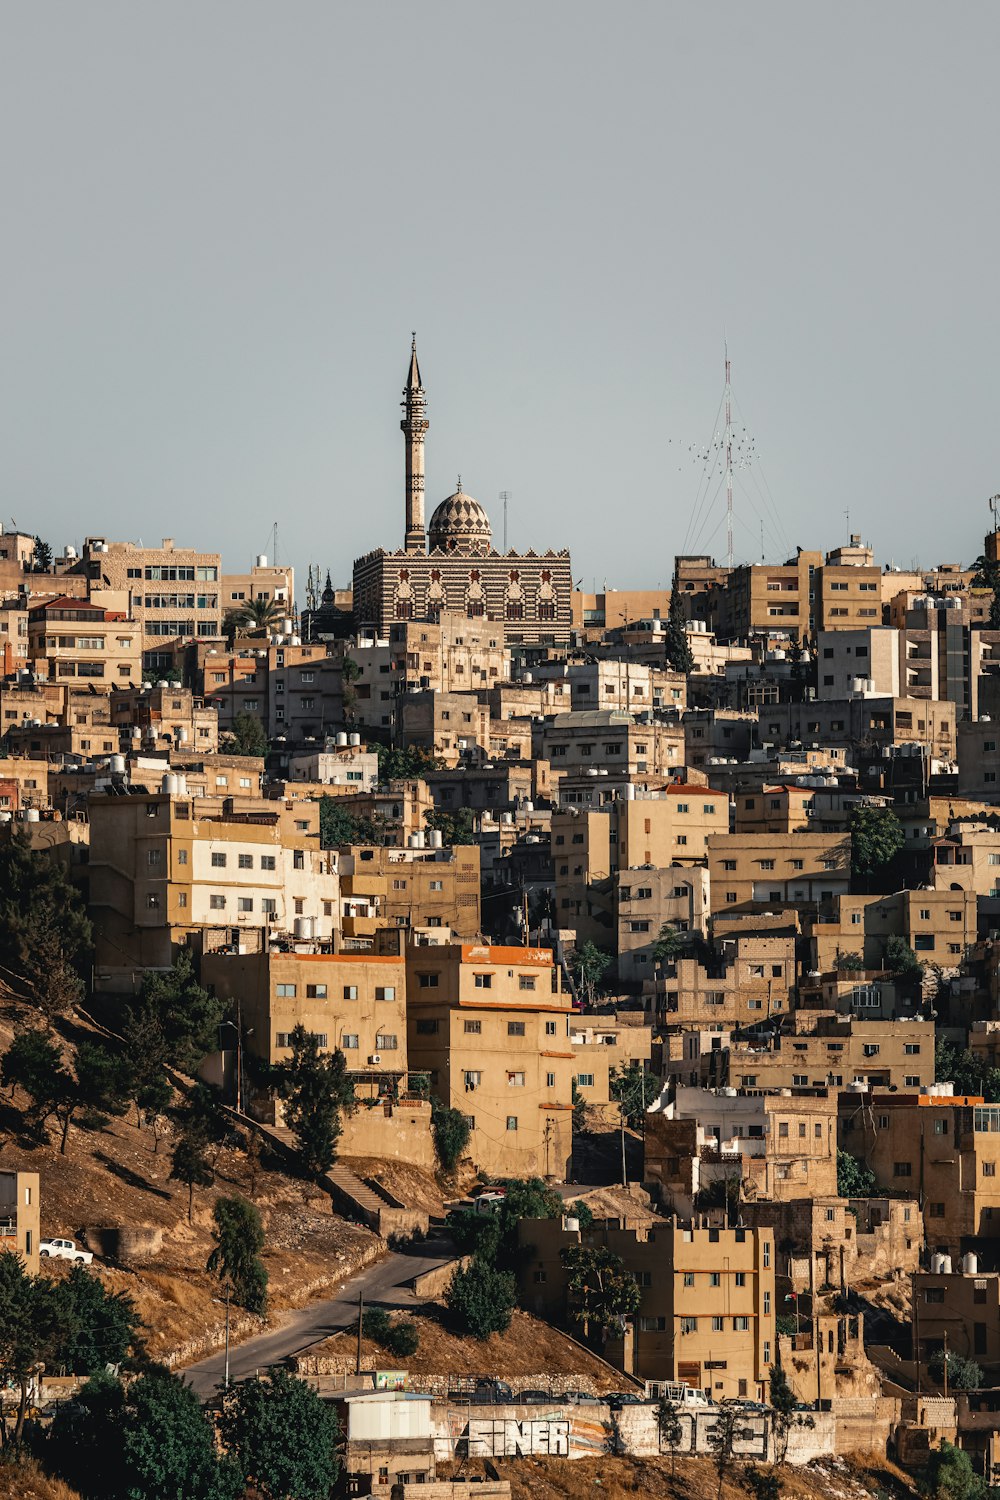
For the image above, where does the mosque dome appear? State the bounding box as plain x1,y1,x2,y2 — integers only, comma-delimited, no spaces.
428,484,493,553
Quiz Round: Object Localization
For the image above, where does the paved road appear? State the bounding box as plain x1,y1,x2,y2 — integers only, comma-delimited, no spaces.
181,1246,454,1401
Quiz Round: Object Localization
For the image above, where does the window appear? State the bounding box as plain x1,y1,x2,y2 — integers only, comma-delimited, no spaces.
928,1202,945,1218
506,1116,518,1131
375,1033,398,1050
238,853,253,870
508,1022,526,1036
545,1021,557,1035
418,973,440,989
375,986,395,1002
904,1043,920,1055
546,1072,555,1087
276,983,297,998
342,1033,359,1050
735,1272,746,1287
711,1315,725,1332
209,894,226,910
709,1272,721,1287
306,984,327,999
508,1071,526,1087
733,1317,749,1331
261,855,276,871
680,1317,698,1335
474,973,493,989
576,1073,595,1088
893,1162,912,1177
759,859,775,871
261,898,276,915
211,852,227,867
464,1019,482,1034
723,860,737,871
416,1019,439,1035
984,1162,997,1177
343,985,358,1000
683,1272,695,1288
238,897,253,913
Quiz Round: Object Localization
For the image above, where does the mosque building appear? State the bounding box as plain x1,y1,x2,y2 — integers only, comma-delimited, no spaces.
352,339,573,645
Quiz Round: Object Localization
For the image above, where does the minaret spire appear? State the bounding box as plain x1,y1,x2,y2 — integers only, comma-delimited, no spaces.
401,333,429,553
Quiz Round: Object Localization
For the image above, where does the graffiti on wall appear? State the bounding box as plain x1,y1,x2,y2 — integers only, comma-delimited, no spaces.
467,1420,571,1457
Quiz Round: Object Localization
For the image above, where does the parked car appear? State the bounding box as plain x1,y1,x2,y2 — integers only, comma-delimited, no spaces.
449,1379,514,1403
516,1390,566,1404
607,1392,645,1407
39,1238,93,1265
732,1399,770,1413
564,1391,603,1405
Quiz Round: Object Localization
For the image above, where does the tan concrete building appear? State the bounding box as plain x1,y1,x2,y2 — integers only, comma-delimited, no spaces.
201,948,409,1103
0,1169,40,1275
200,641,344,742
518,1216,776,1401
395,690,491,767
571,588,673,631
405,942,575,1179
912,1268,1000,1375
26,595,142,688
538,710,685,780
220,559,294,616
645,930,798,1030
733,785,814,834
808,888,977,972
709,551,822,644
839,1090,1000,1254
707,832,851,916
569,1020,653,1107
62,537,223,673
109,683,219,754
616,866,711,987
88,787,338,988
645,1086,839,1213
337,843,481,947
707,1015,935,1093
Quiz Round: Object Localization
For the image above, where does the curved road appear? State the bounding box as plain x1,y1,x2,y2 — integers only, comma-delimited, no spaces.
181,1246,454,1401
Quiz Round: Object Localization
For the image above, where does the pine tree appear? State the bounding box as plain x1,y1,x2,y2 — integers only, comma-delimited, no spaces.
665,587,695,673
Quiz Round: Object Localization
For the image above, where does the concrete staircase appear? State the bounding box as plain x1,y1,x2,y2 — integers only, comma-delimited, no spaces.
321,1163,429,1239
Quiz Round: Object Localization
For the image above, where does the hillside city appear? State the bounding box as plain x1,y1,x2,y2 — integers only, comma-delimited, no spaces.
3,345,1000,1500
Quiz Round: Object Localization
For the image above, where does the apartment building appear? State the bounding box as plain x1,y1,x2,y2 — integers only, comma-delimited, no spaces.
957,721,1000,802
759,696,956,760
326,779,435,845
814,627,901,700
673,556,733,626
812,542,883,633
645,1086,839,1213
912,1267,1000,1374
200,642,344,741
349,617,507,733
838,1089,1000,1254
88,786,337,988
0,600,29,670
644,930,797,1029
709,550,822,644
571,588,674,631
0,758,48,811
26,595,142,689
569,1020,653,1107
537,710,684,779
424,763,536,815
337,843,481,946
708,1015,935,1093
395,690,491,766
707,832,851,915
220,559,294,615
286,742,378,790
616,866,711,987
683,709,758,768
201,948,408,1104
405,942,574,1179
529,658,686,714
109,683,218,754
0,1170,40,1274
517,1216,776,1401
808,888,977,972
931,824,1000,900
733,785,814,834
63,537,223,673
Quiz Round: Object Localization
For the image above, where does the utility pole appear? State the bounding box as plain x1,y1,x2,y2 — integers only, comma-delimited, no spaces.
913,1272,921,1393
236,994,243,1115
223,1279,232,1391
942,1327,949,1398
356,1288,364,1376
620,1099,628,1187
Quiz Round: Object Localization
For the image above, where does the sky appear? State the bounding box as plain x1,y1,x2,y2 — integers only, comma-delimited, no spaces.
2,2,999,601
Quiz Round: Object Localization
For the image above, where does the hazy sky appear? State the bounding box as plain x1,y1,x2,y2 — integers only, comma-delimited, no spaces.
2,3,999,599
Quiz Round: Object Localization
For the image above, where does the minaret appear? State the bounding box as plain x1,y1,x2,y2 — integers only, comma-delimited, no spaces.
401,333,429,553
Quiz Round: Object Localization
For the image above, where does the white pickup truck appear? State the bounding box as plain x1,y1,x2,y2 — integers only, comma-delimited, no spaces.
39,1237,93,1265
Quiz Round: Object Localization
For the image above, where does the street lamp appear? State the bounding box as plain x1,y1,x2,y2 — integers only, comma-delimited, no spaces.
212,1279,234,1391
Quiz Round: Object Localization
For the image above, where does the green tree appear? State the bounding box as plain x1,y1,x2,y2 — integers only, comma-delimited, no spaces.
47,1367,238,1500
560,1243,641,1340
929,1350,984,1392
769,1357,813,1465
54,1041,132,1151
207,1195,268,1316
222,709,269,758
363,1306,420,1358
232,597,287,634
0,1250,61,1448
570,941,612,1006
572,1080,587,1133
920,1438,995,1500
120,1011,173,1136
884,933,922,976
652,922,688,965
445,1176,562,1272
424,807,476,846
431,1096,471,1174
835,951,865,972
220,1367,339,1499
935,1037,1000,1103
655,1392,684,1474
570,1199,594,1229
836,1150,879,1198
445,1256,517,1341
51,1262,143,1375
273,1025,354,1177
694,1173,741,1223
972,554,1000,631
665,586,695,674
850,804,905,886
318,798,386,848
120,951,223,1075
0,828,92,1020
170,1131,215,1223
0,1028,65,1133
610,1061,660,1129
376,744,443,782
30,537,53,572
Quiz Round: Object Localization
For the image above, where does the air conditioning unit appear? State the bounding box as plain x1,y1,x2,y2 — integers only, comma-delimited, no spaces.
369,1053,381,1066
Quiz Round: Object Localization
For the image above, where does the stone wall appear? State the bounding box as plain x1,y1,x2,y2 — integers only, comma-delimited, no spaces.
339,1103,436,1169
